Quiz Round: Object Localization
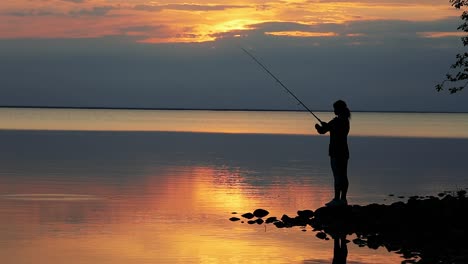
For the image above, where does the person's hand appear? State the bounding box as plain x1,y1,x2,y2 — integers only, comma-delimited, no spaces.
321,121,327,126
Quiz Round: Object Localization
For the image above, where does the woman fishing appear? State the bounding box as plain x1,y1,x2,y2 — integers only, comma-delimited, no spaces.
315,100,351,207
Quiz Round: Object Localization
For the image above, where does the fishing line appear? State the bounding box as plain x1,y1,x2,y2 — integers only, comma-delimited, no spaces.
240,47,322,123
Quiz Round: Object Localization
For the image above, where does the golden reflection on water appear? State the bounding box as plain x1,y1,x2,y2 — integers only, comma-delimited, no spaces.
1,108,467,138
0,108,464,262
0,164,401,263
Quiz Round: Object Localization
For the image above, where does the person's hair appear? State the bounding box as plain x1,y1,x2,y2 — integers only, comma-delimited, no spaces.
333,100,351,119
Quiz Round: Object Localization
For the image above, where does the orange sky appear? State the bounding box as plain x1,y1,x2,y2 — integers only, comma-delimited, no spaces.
0,0,461,43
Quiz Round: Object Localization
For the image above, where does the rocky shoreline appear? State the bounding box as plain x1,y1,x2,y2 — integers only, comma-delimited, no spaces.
230,190,468,263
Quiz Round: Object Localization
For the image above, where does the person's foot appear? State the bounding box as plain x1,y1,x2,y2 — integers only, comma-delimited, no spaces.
341,199,348,206
325,199,341,207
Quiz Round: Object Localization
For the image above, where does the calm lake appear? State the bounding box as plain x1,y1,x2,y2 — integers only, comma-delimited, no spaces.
0,108,467,263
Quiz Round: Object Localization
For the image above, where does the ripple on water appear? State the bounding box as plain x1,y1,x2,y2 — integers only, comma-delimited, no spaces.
0,194,100,201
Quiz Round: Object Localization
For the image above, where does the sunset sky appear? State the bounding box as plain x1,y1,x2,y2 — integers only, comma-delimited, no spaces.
1,0,467,111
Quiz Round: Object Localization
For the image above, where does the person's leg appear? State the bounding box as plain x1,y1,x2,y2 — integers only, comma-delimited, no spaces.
330,158,340,200
339,159,349,201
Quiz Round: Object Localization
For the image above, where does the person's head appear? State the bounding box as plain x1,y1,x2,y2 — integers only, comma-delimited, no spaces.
333,100,351,119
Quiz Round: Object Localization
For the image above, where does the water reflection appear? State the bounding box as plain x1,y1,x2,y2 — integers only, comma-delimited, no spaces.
333,235,348,264
0,130,467,263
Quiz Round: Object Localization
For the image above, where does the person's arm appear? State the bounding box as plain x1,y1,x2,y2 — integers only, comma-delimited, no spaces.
315,121,330,134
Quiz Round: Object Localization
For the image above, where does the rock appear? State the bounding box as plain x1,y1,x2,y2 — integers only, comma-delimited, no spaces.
229,217,241,221
280,214,293,222
297,209,314,218
353,238,366,247
247,220,256,224
316,232,327,240
253,209,269,218
241,212,255,219
228,192,468,263
292,215,310,226
274,221,286,228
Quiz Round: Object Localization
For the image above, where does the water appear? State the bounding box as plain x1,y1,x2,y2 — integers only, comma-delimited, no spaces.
0,108,467,263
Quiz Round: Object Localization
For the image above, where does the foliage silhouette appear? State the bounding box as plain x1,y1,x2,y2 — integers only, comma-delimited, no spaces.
436,0,468,93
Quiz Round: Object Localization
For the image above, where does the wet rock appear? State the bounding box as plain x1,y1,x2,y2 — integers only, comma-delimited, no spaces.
353,238,366,247
281,214,292,222
229,191,468,263
390,201,405,209
297,209,314,218
292,215,310,227
457,190,467,197
247,220,256,224
274,221,285,228
229,217,241,221
366,234,382,249
241,212,254,219
280,214,295,227
255,218,264,225
253,209,269,218
316,232,327,240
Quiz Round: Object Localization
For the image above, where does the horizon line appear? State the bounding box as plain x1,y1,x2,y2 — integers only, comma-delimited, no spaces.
0,105,467,114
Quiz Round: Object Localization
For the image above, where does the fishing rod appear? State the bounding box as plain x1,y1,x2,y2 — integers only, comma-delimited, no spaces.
240,47,322,123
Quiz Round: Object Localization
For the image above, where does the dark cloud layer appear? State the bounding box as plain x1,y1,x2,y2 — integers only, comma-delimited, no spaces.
68,6,116,16
5,6,117,17
0,18,466,112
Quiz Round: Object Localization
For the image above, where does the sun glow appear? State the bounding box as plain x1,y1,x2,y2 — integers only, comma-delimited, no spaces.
0,0,460,43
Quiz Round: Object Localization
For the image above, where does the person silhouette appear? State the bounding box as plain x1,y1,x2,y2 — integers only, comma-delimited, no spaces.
315,100,351,207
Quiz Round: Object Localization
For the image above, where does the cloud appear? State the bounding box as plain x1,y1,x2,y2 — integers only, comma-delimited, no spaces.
5,9,61,17
265,31,338,37
308,0,449,5
134,4,250,12
68,6,116,16
214,18,463,42
0,29,466,112
119,25,172,38
4,5,117,17
120,25,167,34
61,0,86,3
133,4,163,12
418,31,467,38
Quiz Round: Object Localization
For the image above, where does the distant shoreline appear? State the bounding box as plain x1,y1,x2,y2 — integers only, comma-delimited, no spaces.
0,105,467,114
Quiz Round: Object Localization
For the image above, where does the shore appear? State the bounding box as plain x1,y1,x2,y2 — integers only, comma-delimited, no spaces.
230,190,468,263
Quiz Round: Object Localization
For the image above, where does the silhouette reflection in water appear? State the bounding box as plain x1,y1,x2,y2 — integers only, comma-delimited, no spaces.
332,233,348,264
